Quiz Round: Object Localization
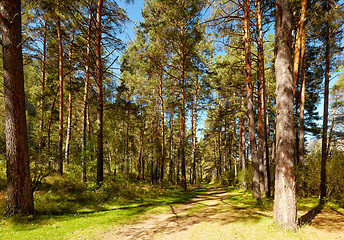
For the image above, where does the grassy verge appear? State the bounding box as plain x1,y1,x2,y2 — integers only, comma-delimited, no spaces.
181,186,344,240
0,174,207,240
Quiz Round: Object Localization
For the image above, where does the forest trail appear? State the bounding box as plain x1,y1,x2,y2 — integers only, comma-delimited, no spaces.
103,186,344,240
103,186,231,239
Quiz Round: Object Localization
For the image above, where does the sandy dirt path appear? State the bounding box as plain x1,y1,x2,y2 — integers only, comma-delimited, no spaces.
103,187,230,240
103,187,344,240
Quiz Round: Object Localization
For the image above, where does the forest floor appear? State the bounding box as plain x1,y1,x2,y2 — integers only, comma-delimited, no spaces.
1,177,344,239
103,186,344,240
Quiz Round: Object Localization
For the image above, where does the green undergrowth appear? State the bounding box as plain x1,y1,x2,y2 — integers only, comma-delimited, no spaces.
0,173,208,240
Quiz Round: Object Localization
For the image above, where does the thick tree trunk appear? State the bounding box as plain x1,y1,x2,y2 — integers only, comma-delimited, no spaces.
320,2,330,202
65,28,75,165
1,0,34,215
96,0,104,186
244,0,260,201
273,0,298,232
57,8,64,176
81,7,92,183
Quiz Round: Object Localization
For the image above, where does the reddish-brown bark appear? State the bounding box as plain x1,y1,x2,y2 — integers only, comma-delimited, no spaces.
96,0,104,185
244,0,260,201
1,0,34,215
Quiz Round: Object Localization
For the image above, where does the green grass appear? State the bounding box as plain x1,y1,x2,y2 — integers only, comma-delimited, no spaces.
0,174,207,240
1,177,343,240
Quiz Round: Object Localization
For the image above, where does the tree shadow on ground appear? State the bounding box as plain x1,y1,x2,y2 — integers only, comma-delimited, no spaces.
107,186,272,239
298,202,324,226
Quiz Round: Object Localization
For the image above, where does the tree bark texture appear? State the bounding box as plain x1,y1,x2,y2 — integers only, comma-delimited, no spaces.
256,0,270,197
96,0,104,186
1,0,34,215
273,0,298,232
292,0,307,96
298,0,307,196
243,0,260,201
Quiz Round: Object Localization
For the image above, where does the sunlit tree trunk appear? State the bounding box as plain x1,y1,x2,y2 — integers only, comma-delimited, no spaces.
39,20,47,152
244,0,260,201
1,0,34,215
273,0,298,231
292,0,307,95
96,0,104,186
65,28,75,165
256,0,270,197
81,6,92,183
298,0,307,196
57,4,64,176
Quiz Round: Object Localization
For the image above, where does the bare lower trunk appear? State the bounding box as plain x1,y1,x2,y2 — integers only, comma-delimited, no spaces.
96,0,104,186
244,0,260,201
1,0,34,215
256,0,268,196
273,0,298,231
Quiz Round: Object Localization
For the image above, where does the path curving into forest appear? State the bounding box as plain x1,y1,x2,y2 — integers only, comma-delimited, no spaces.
103,187,344,240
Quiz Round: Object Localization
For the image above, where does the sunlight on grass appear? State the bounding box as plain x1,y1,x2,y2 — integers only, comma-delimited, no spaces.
1,180,343,240
0,175,207,240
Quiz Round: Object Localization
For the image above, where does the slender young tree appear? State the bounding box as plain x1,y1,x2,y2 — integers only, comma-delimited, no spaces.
273,0,298,232
320,0,331,202
255,0,269,197
64,27,76,164
57,1,64,175
81,4,92,183
1,0,35,215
